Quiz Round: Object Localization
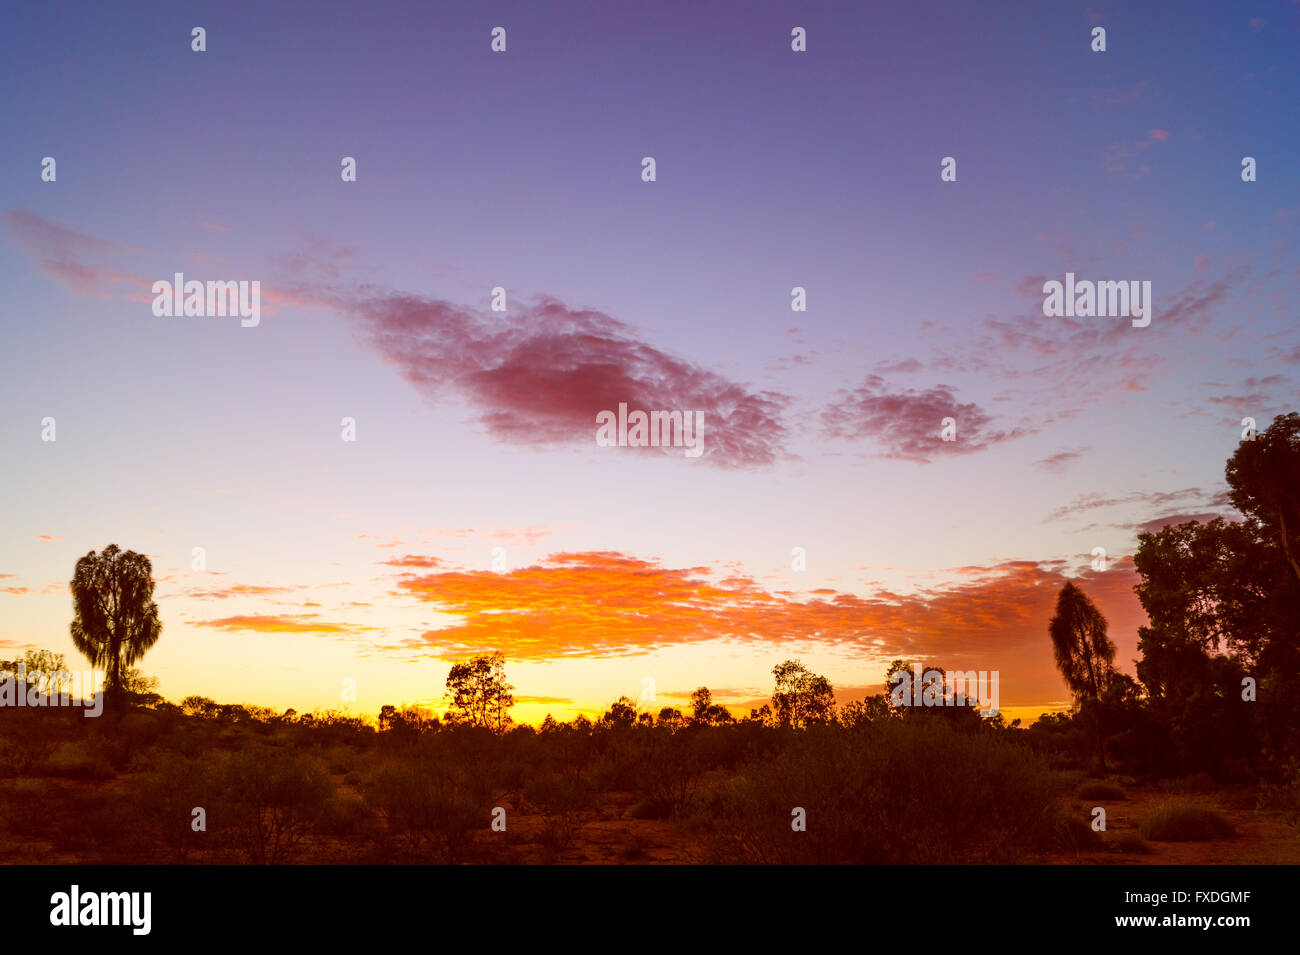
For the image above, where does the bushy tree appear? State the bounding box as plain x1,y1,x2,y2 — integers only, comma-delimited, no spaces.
444,652,514,732
771,660,835,728
69,545,162,713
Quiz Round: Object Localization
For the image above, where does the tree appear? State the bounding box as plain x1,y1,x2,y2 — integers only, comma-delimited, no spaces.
1227,412,1300,585
378,704,436,743
1132,514,1295,773
771,660,835,728
1,649,70,700
1048,581,1117,771
69,545,162,713
1048,582,1116,701
885,659,948,711
444,652,514,732
657,707,684,729
686,687,733,725
601,696,637,727
688,687,712,723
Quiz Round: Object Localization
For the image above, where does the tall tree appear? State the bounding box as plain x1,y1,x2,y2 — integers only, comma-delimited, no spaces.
69,545,162,712
1048,582,1116,701
444,652,514,732
1048,581,1117,772
1226,412,1300,585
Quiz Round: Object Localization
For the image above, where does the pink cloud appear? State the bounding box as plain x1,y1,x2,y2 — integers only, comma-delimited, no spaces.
340,291,791,469
821,375,1034,463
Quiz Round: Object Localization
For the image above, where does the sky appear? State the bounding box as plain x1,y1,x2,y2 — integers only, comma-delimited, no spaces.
1,0,1297,726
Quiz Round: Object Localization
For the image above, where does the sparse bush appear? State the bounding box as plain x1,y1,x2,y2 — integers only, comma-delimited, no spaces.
218,748,333,863
44,741,114,780
1077,781,1126,801
361,760,485,863
629,793,675,820
316,792,372,840
711,719,1066,863
537,814,580,862
128,751,218,861
618,829,653,861
1139,801,1236,842
1111,830,1152,854
0,731,54,776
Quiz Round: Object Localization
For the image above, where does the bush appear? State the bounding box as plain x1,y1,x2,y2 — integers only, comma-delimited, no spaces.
618,829,653,861
218,748,333,863
316,792,372,840
1111,830,1152,854
1138,801,1236,842
362,760,486,863
1078,781,1126,801
1026,799,1104,855
60,792,140,857
0,731,54,776
629,793,675,820
128,751,218,861
524,771,593,815
0,778,51,835
537,814,580,862
711,719,1066,863
44,741,114,780
1258,762,1300,835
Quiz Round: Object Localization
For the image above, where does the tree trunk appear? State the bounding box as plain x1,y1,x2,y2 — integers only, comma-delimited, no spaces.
1277,508,1300,586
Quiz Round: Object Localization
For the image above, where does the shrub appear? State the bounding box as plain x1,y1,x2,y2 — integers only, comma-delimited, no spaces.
618,829,653,861
218,748,333,863
1111,830,1152,854
128,751,218,861
1138,801,1236,842
361,760,485,863
524,771,593,815
1077,781,1126,801
0,778,51,835
44,741,114,780
316,792,372,840
629,793,675,820
1258,762,1300,835
40,789,140,858
537,814,580,862
0,731,54,776
711,719,1066,863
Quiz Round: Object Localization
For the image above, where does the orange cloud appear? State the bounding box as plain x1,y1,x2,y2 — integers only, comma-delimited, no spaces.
392,551,1149,707
182,584,300,600
193,614,377,634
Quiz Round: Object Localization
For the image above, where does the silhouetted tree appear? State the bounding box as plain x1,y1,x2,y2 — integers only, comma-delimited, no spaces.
69,545,162,715
444,652,514,732
885,659,948,711
1049,582,1116,700
657,707,684,728
771,660,835,728
1132,510,1297,772
688,687,712,723
1049,581,1117,772
1227,411,1300,585
601,695,637,727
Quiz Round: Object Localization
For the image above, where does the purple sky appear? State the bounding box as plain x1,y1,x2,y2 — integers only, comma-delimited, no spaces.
1,1,1297,722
